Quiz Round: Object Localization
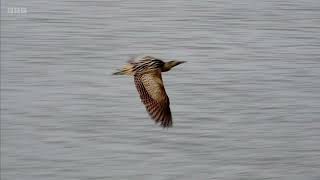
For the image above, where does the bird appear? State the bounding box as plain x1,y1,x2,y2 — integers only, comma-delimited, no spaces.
113,55,186,127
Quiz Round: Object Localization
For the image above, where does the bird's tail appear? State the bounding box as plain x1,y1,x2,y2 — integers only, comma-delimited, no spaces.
112,71,124,75
113,64,134,75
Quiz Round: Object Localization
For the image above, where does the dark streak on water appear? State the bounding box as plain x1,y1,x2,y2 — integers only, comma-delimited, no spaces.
1,0,320,179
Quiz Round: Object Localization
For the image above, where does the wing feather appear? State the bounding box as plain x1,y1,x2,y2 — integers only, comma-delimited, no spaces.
134,71,172,127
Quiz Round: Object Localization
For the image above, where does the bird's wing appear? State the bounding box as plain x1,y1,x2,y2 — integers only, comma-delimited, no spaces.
134,70,172,127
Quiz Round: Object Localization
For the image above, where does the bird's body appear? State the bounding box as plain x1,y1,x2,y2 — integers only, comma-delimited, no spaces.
113,55,185,127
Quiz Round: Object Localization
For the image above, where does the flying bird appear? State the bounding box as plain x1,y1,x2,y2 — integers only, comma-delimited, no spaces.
113,55,185,127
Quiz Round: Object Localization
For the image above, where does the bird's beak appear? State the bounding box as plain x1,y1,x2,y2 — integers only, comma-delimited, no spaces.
177,61,186,65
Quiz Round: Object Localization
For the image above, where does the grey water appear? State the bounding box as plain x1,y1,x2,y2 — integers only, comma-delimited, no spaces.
1,0,320,179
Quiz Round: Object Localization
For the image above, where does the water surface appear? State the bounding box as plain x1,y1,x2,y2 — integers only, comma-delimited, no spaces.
1,0,320,179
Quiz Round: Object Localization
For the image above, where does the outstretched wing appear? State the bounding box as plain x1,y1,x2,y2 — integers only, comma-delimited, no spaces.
134,70,172,127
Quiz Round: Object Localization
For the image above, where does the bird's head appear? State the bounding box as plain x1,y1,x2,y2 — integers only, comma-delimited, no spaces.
162,60,186,72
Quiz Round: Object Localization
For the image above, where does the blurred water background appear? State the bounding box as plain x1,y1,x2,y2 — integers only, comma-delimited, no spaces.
1,0,320,179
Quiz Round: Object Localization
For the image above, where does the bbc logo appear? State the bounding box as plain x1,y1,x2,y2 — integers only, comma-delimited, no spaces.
7,7,27,14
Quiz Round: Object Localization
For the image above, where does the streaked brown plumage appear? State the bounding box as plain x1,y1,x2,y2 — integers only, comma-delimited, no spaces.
113,55,185,127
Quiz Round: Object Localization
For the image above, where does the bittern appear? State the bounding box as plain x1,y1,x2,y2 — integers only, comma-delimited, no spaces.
113,55,185,127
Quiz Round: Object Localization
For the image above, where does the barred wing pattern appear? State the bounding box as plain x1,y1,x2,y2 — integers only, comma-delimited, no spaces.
134,70,172,127
131,57,165,74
